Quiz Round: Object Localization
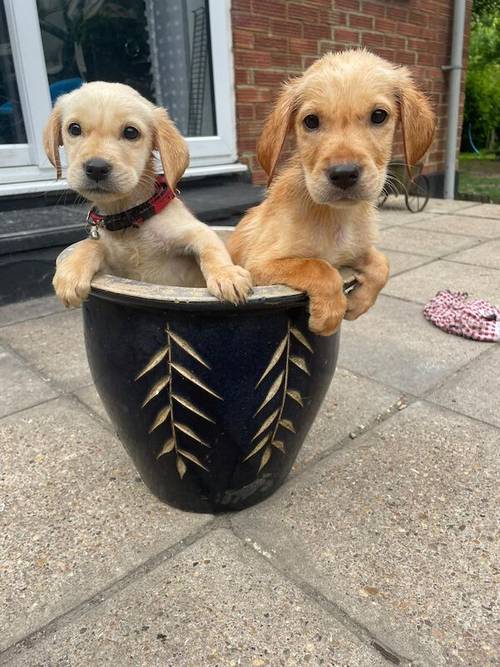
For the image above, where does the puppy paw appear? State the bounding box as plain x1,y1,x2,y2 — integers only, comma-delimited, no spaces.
344,286,377,320
206,265,253,305
308,294,347,336
53,267,92,308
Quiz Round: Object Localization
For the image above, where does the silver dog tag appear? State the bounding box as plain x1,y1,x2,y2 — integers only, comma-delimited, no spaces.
87,225,100,240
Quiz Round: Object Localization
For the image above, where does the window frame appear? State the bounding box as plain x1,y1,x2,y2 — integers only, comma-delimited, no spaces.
0,0,243,192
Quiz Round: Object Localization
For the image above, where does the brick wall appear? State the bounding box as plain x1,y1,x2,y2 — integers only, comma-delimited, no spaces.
231,0,473,186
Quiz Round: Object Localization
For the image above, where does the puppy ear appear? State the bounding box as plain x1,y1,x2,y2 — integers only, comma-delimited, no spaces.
397,69,436,167
153,107,190,190
257,80,298,185
43,104,63,179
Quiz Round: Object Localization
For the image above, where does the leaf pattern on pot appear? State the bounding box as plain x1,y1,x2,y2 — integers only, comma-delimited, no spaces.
135,324,218,479
244,320,314,473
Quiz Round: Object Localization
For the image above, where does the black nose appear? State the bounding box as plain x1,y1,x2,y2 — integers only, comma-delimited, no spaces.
84,158,112,182
328,163,360,190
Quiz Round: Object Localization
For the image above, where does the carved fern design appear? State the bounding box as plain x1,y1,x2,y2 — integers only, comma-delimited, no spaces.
135,324,222,479
244,320,313,472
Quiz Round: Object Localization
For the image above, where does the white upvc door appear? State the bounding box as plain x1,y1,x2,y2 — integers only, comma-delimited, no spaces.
0,0,242,194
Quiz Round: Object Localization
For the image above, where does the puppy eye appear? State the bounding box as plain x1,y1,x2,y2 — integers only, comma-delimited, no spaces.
68,123,82,136
371,109,388,125
303,114,320,130
123,126,140,140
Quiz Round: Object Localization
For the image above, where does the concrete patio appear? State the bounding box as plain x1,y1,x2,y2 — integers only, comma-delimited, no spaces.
0,198,498,666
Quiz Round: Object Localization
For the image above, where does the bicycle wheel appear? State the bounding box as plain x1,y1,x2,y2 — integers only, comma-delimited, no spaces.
377,192,388,208
405,174,430,212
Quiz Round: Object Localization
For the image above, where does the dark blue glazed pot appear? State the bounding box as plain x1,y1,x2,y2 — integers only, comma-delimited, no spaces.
62,232,349,512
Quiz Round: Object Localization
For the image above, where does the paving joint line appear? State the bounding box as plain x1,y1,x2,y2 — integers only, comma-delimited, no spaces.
0,335,73,397
0,517,221,664
386,257,436,279
420,395,500,432
0,305,66,329
230,524,415,666
70,390,117,436
289,392,413,480
440,257,500,272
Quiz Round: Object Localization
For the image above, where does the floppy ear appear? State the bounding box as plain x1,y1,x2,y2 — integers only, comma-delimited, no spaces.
397,70,436,167
257,80,299,185
152,107,190,190
43,104,63,179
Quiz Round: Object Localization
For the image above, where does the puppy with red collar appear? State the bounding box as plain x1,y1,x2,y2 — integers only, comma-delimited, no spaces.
45,82,252,307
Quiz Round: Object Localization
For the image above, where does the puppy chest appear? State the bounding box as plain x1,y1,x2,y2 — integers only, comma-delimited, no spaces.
319,224,370,266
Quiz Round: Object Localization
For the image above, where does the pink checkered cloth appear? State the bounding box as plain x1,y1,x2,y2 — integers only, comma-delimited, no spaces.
423,290,500,342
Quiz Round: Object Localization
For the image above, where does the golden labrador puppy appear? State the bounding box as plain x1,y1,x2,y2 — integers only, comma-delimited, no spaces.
45,82,252,307
229,50,436,335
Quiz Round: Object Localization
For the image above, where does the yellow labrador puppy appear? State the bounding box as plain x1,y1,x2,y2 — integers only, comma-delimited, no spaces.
45,82,252,307
229,50,436,335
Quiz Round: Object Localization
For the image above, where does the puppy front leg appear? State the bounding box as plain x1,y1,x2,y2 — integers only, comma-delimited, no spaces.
188,227,252,304
53,239,106,307
344,247,389,320
251,257,346,336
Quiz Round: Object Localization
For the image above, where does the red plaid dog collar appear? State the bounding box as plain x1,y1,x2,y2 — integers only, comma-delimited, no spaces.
86,175,175,236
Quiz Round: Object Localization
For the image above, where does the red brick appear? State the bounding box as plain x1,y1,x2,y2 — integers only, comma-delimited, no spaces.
233,30,254,50
396,50,417,65
234,68,251,85
334,28,360,44
237,104,255,120
251,0,287,19
374,17,397,32
232,14,270,32
254,34,288,51
361,32,384,48
335,0,361,11
237,87,274,103
270,20,303,37
254,70,290,87
361,1,385,17
235,50,273,68
349,14,374,30
303,23,332,40
385,35,406,50
319,40,337,54
288,3,320,23
289,37,319,54
270,52,302,68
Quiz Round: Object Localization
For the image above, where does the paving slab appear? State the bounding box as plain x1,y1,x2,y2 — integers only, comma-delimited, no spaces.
5,529,386,667
385,259,500,305
379,213,442,230
294,368,401,473
455,203,500,220
0,345,58,418
0,296,63,328
425,198,478,214
338,295,485,395
428,346,500,429
0,398,211,650
74,384,110,423
0,308,91,392
405,213,500,239
378,226,480,258
446,238,500,270
381,249,431,277
232,402,500,666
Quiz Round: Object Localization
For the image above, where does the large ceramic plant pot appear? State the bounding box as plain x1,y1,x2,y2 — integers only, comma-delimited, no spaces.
59,230,352,512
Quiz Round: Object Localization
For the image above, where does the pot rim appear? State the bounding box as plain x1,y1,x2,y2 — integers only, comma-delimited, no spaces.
58,229,357,310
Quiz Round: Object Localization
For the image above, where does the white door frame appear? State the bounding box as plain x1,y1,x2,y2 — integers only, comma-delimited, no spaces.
0,0,244,192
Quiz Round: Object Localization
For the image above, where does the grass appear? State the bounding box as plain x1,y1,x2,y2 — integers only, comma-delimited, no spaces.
459,151,500,203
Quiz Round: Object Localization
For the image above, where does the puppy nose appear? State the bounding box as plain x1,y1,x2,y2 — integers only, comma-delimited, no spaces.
84,158,112,182
327,163,360,190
